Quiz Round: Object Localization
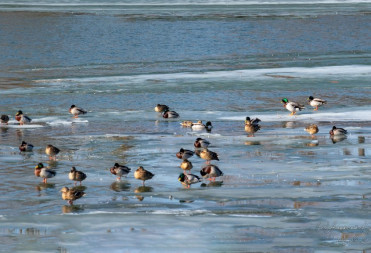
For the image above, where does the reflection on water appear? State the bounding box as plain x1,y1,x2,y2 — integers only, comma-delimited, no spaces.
282,121,296,129
35,183,55,192
0,5,370,252
62,204,84,214
330,135,347,144
245,141,261,146
110,181,131,192
135,195,144,201
201,181,223,187
134,186,153,193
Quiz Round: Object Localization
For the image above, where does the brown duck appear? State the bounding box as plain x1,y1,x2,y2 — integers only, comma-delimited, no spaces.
134,166,154,186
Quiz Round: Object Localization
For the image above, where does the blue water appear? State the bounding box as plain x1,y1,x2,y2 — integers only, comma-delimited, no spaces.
0,1,371,252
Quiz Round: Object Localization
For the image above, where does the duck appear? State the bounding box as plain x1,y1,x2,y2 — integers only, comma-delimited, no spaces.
180,120,193,127
15,110,32,125
281,98,305,116
308,96,326,111
69,105,87,118
205,121,213,132
329,126,347,136
191,120,206,131
162,109,179,118
110,163,131,180
180,159,193,172
1,115,9,125
154,104,169,113
134,166,154,186
305,124,319,138
244,117,261,137
194,137,210,149
34,163,56,184
45,144,60,160
69,167,87,186
60,187,86,205
178,173,201,188
200,164,223,181
200,149,219,164
176,148,195,160
19,141,34,152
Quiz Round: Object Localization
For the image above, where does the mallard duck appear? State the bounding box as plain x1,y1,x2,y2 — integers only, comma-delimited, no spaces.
45,144,60,160
176,148,194,160
134,166,154,186
194,137,210,149
180,159,193,171
69,105,87,118
245,117,261,137
69,167,87,186
200,164,223,181
154,104,169,113
1,115,9,124
281,98,305,116
200,149,219,164
34,163,56,184
110,163,131,180
60,186,85,205
178,173,201,188
162,109,179,118
19,141,34,152
15,110,32,125
308,96,326,111
329,126,347,136
180,120,193,127
305,124,319,138
205,121,213,132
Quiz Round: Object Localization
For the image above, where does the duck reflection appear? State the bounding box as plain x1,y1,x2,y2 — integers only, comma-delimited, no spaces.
358,148,365,157
1,127,9,134
282,121,296,129
135,195,144,201
110,181,131,192
134,186,153,193
201,181,223,187
15,129,24,139
245,141,261,146
62,204,84,213
36,182,55,192
71,185,87,192
46,160,59,169
330,135,347,144
305,141,319,147
358,136,365,144
179,199,194,203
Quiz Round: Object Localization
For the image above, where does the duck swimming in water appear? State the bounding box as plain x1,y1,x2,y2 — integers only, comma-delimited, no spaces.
19,141,34,152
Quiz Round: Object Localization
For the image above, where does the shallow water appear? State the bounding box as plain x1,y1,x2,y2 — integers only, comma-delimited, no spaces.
0,1,371,252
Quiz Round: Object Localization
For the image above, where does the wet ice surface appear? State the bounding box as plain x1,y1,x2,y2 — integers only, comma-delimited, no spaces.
1,3,371,251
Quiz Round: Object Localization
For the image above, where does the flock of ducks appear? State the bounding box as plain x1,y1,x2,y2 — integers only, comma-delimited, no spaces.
0,97,349,205
280,96,348,142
